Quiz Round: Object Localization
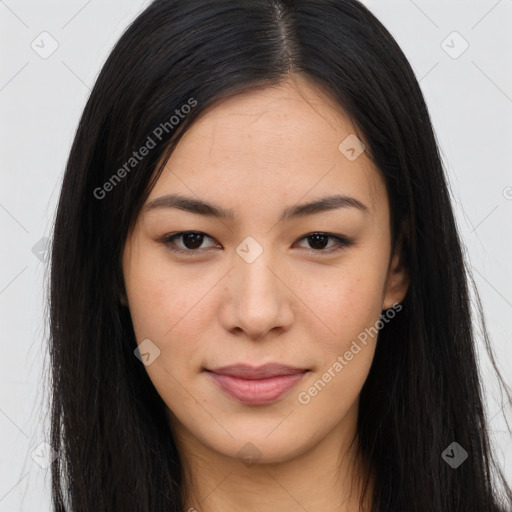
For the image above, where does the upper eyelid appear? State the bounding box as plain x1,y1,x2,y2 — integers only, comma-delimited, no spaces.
163,231,347,243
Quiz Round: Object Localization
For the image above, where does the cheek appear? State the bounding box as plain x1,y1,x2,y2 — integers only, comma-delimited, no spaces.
293,258,387,346
125,263,210,397
293,268,383,415
125,271,169,341
125,245,210,342
290,258,386,408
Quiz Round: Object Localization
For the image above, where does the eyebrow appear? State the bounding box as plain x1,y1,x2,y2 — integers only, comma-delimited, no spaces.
144,193,370,221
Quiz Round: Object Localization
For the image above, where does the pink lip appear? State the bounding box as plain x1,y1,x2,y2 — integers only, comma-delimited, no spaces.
205,364,308,405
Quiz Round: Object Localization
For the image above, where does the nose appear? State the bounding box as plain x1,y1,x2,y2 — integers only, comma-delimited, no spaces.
219,248,295,340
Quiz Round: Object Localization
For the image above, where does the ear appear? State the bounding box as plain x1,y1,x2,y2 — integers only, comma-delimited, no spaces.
118,273,129,306
382,227,409,310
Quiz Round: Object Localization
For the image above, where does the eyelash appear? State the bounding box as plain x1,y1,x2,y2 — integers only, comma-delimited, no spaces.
159,231,354,256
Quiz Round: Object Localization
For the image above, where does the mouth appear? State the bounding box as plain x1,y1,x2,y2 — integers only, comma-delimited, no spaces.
204,363,309,405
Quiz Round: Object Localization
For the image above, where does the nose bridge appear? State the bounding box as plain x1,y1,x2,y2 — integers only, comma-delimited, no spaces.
236,236,279,305
227,235,293,336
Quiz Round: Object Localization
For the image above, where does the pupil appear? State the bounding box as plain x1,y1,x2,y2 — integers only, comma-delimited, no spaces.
184,232,203,249
309,234,328,250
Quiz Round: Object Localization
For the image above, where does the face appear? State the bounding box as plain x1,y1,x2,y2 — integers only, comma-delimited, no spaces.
122,76,408,465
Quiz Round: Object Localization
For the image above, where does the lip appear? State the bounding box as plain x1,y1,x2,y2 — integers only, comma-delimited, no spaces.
205,364,309,405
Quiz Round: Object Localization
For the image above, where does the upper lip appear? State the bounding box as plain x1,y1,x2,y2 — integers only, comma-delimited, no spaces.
206,363,308,380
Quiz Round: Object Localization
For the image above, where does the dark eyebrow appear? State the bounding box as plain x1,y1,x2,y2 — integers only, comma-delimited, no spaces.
143,193,370,221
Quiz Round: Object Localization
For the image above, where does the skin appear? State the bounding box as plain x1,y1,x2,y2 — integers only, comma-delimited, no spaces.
122,75,409,512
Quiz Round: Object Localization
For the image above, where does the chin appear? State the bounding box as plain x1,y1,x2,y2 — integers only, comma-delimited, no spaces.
195,423,317,466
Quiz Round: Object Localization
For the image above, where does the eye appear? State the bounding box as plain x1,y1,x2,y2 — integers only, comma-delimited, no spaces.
160,231,354,256
161,231,219,254
294,232,354,253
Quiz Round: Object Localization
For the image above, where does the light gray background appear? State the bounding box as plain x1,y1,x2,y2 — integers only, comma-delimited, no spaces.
0,0,511,510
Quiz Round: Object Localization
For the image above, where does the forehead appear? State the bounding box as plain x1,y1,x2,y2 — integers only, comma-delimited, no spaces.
148,77,385,219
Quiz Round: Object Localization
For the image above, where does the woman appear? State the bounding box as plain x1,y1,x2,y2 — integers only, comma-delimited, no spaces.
48,0,512,510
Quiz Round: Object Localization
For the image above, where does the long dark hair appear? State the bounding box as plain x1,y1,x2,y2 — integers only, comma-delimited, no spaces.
47,0,512,510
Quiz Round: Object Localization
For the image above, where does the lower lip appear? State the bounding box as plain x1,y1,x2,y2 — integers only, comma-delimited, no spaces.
206,371,307,405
